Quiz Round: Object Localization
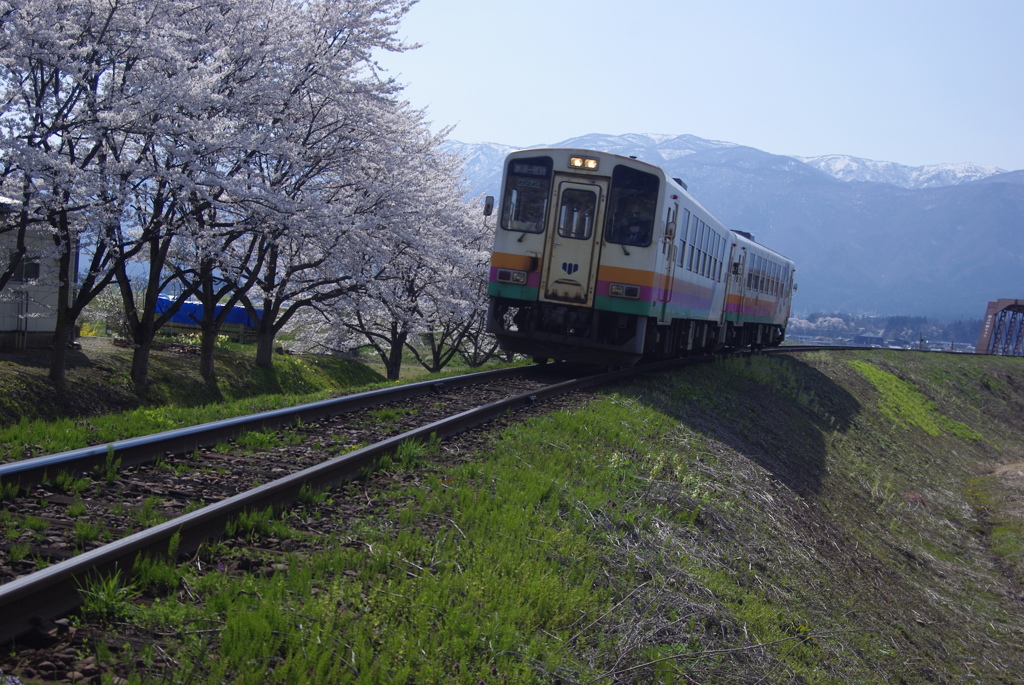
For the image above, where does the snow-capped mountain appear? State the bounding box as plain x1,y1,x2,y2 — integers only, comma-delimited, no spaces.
448,133,1010,198
797,154,1005,189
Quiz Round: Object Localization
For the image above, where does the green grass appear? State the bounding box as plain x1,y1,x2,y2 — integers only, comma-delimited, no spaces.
76,568,138,621
849,359,983,440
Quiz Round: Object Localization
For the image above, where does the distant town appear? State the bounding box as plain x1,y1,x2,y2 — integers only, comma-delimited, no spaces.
787,314,982,353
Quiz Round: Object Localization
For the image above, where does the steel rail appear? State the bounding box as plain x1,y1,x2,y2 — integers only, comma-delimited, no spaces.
0,365,536,491
2,361,672,644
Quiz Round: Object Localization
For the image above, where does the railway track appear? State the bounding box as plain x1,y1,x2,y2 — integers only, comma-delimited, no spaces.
0,360,690,645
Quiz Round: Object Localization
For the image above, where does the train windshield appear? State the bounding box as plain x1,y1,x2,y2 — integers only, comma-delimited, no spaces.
500,156,552,234
604,165,659,247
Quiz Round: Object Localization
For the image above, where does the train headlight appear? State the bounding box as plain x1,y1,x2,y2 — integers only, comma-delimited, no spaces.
497,268,528,285
569,156,599,171
609,283,640,299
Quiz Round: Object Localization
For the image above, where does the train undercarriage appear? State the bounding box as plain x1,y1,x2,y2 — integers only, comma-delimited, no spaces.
486,298,785,366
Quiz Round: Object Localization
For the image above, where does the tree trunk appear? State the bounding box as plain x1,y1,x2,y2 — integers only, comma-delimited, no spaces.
48,321,73,388
199,322,218,378
255,329,276,367
384,329,408,381
130,342,152,396
196,260,223,379
47,233,75,388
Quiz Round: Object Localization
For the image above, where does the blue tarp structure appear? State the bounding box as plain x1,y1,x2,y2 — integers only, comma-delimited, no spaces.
155,296,260,329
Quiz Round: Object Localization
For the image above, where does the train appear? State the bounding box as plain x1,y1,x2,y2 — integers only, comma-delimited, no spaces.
484,148,795,365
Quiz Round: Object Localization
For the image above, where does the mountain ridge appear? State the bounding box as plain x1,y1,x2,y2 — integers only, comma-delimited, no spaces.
447,132,1014,194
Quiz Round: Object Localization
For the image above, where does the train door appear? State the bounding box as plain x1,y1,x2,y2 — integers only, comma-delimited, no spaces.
657,202,680,324
540,178,608,306
723,243,747,324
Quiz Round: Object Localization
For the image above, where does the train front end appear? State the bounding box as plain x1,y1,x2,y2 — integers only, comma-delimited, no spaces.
486,149,664,365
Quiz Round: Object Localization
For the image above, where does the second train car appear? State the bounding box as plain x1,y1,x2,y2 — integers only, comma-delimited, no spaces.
485,148,795,365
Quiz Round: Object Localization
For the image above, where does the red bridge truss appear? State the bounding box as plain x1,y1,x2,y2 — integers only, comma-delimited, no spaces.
976,299,1024,357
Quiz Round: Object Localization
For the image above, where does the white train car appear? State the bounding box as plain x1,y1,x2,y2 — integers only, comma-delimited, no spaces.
0,223,63,350
485,148,794,364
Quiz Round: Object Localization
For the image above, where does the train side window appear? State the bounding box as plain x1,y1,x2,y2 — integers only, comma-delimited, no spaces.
500,156,552,234
696,226,704,276
556,188,597,240
686,220,697,271
709,234,717,281
685,218,695,270
678,208,691,266
700,224,707,270
604,165,659,247
715,234,725,281
701,227,712,277
710,231,717,278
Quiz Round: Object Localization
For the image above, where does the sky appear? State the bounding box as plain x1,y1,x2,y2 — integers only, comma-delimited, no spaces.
376,0,1024,170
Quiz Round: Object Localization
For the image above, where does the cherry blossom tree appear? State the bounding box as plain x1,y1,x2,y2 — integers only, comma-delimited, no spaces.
1,0,419,388
0,0,190,386
294,125,491,380
201,0,420,368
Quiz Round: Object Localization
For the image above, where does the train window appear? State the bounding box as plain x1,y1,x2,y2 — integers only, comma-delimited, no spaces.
715,235,725,281
678,208,691,266
701,227,712,277
686,222,696,271
605,165,658,247
694,221,705,272
500,156,552,234
707,231,715,276
556,188,597,240
13,257,40,282
663,204,677,257
709,235,717,281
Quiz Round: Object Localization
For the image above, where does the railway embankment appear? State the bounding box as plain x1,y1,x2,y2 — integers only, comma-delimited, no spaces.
2,345,1023,683
0,336,385,435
